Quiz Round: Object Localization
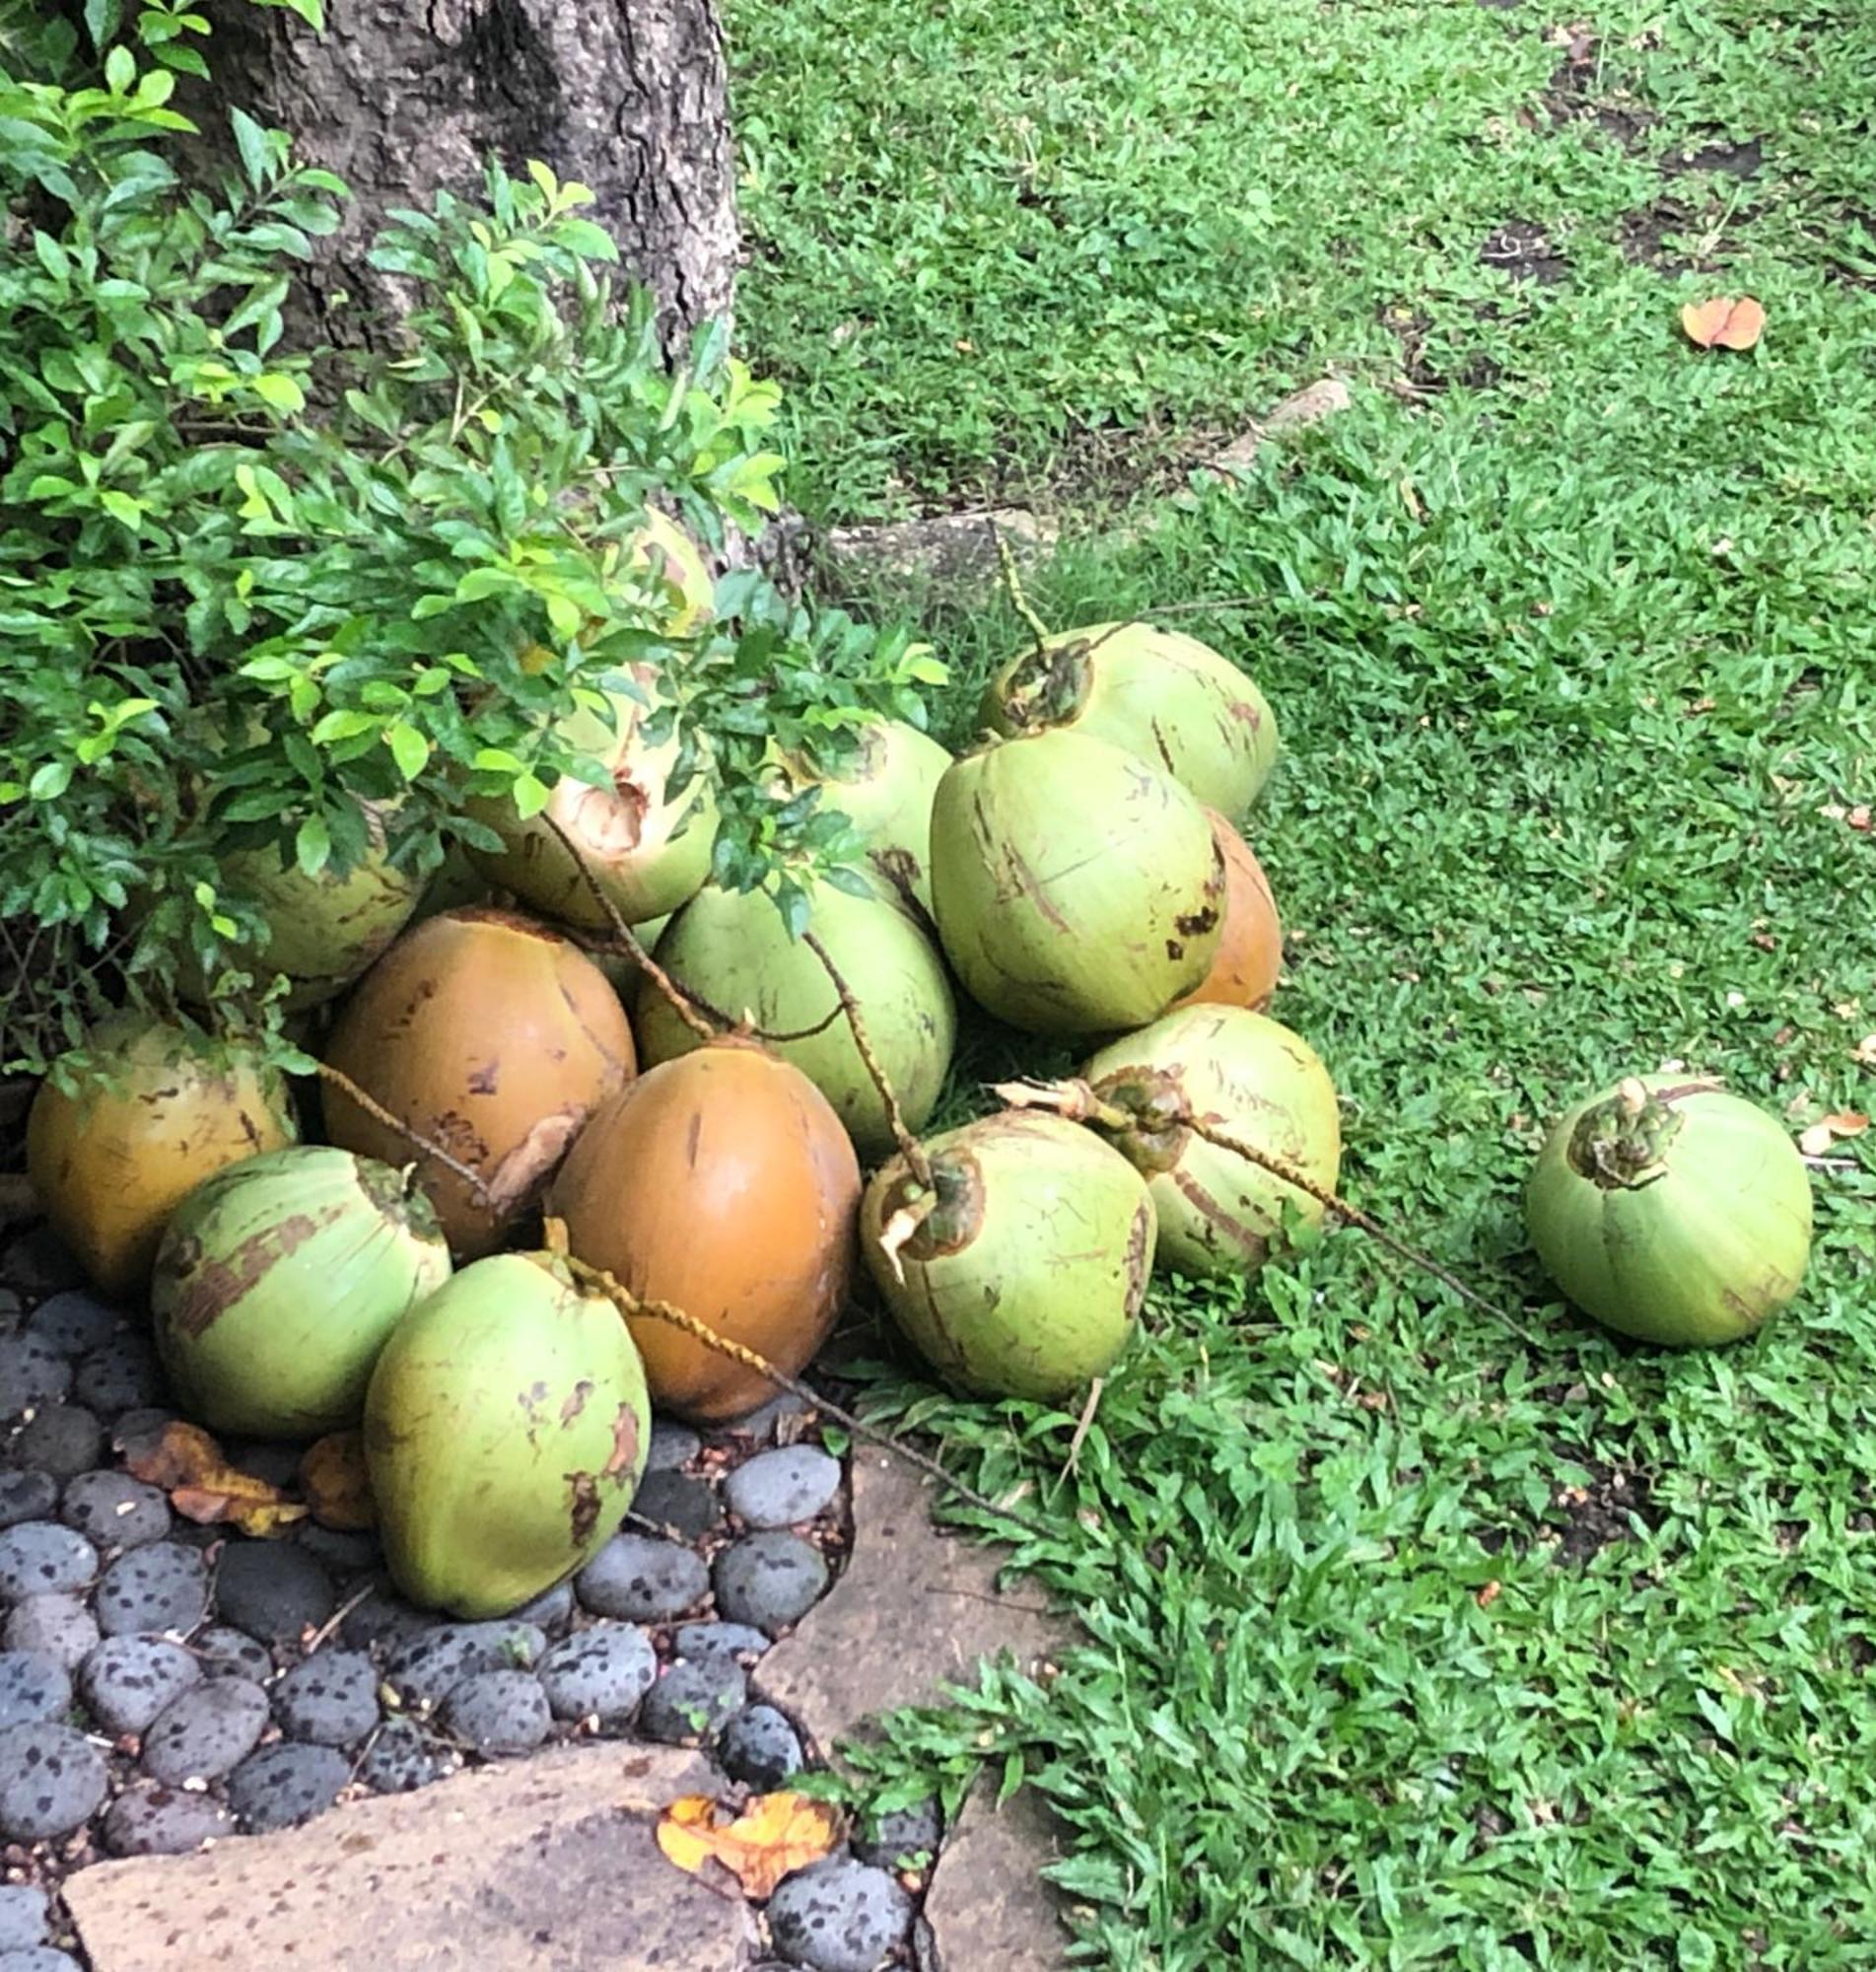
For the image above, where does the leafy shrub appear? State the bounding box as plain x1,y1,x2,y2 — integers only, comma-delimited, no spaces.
0,0,938,1072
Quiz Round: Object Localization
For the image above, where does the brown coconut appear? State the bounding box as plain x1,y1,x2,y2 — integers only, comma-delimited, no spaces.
1172,810,1282,1014
320,907,636,1257
549,1042,861,1421
26,1013,298,1298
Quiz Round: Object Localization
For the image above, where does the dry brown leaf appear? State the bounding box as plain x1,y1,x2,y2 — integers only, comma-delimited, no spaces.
1849,806,1872,833
125,1421,308,1537
300,1431,376,1531
656,1791,842,1900
1681,297,1767,351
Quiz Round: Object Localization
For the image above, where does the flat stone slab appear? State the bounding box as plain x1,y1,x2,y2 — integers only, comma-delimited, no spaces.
65,1743,757,1971
923,1783,1069,1972
760,1446,1071,1750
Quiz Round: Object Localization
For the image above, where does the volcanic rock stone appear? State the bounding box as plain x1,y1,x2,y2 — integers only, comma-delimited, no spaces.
711,1531,828,1636
444,1670,552,1755
72,1335,163,1416
538,1623,658,1725
101,1783,233,1857
94,1541,208,1636
294,1523,381,1576
576,1532,709,1622
272,1650,381,1746
855,1796,942,1868
1,1228,82,1295
0,1522,96,1601
0,1651,70,1728
766,1857,915,1972
224,1440,304,1488
142,1676,270,1784
339,1582,436,1653
0,1947,80,1971
25,1290,125,1358
213,1540,334,1642
719,1703,803,1788
644,1420,701,1471
723,1391,820,1446
630,1467,723,1541
673,1620,771,1663
0,1335,72,1418
384,1621,547,1712
7,1404,103,1479
359,1717,456,1795
80,1636,201,1735
0,1721,108,1839
0,1472,57,1531
725,1446,841,1528
638,1656,746,1746
227,1742,350,1831
0,1886,46,1951
192,1625,274,1682
59,1471,170,1549
511,1581,576,1631
4,1591,99,1669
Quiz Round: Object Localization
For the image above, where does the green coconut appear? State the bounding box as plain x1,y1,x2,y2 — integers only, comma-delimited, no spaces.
930,730,1224,1036
466,681,717,929
364,1250,652,1617
152,1147,452,1440
861,1110,1155,1400
772,720,952,912
1077,1006,1342,1280
1525,1075,1813,1347
981,622,1278,820
634,879,955,1162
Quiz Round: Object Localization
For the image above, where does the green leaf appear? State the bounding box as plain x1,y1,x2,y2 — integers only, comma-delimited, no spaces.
386,723,431,781
250,371,306,413
295,813,332,878
100,490,143,530
104,43,135,93
28,761,73,802
512,773,551,819
230,106,272,191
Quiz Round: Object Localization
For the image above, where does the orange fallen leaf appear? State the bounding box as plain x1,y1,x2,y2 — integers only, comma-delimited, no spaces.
1681,297,1766,351
656,1791,842,1900
1799,1114,1868,1157
124,1422,308,1538
1849,806,1872,833
1477,1580,1503,1609
300,1432,376,1531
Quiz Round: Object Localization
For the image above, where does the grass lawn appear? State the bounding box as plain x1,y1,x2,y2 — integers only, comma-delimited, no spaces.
727,0,1876,1963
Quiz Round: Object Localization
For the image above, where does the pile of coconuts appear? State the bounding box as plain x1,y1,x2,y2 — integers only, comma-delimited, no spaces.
24,543,1817,1624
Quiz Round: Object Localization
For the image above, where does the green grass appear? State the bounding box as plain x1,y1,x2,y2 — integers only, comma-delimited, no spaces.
726,0,1876,1962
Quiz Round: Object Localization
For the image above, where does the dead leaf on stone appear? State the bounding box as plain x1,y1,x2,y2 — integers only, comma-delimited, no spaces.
1798,1112,1869,1157
1681,296,1766,350
656,1791,841,1900
125,1421,308,1537
301,1431,376,1531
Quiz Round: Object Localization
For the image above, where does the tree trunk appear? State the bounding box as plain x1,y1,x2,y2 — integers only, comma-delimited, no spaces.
192,0,738,350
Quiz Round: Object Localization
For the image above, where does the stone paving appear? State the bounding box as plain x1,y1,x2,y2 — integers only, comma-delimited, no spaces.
0,1221,1071,1970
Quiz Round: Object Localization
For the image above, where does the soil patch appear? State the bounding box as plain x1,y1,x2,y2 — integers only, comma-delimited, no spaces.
1479,218,1569,284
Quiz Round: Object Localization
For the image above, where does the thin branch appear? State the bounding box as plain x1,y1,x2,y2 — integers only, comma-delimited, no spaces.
995,1077,1545,1349
801,929,932,1184
312,1061,491,1203
992,525,1051,660
539,810,717,1044
559,1248,1051,1542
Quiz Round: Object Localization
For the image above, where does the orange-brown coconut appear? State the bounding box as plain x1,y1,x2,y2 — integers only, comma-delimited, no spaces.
1172,810,1282,1014
320,908,636,1258
550,1042,861,1421
26,1013,298,1299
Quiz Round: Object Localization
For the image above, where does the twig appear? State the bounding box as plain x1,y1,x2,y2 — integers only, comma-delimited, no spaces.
1064,1376,1103,1480
1134,597,1267,620
801,929,932,1184
313,1062,491,1204
558,1246,1051,1542
304,1583,375,1656
995,1077,1545,1349
540,810,717,1045
993,525,1051,661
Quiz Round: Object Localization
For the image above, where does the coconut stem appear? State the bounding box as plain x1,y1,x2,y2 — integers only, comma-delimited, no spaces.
801,929,934,1186
538,810,719,1045
995,1076,1543,1349
559,1250,1050,1541
311,1062,493,1205
993,525,1051,662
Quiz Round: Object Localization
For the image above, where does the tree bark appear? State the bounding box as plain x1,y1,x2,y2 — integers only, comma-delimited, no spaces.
192,0,738,350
